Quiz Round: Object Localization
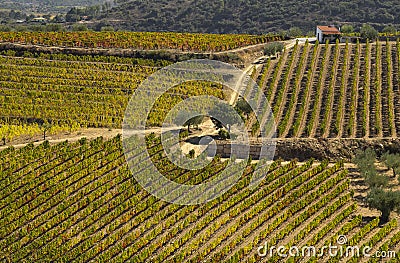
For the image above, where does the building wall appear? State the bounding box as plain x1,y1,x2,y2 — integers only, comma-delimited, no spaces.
316,27,323,43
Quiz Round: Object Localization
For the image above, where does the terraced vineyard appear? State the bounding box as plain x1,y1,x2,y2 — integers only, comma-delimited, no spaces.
1,34,400,263
1,39,399,140
0,52,157,128
250,39,400,138
0,52,224,130
2,135,399,262
0,31,280,52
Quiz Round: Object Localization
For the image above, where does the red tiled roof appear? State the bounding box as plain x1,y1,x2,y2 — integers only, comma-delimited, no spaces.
317,25,341,34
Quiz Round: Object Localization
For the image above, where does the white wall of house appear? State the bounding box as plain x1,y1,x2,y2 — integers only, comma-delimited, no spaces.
316,27,323,43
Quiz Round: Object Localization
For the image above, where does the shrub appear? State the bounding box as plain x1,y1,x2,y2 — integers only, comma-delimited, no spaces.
360,24,378,40
264,42,284,56
188,149,195,159
179,130,189,140
341,25,354,34
218,129,230,140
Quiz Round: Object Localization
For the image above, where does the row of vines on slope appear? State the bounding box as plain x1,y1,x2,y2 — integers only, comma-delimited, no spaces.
0,31,281,52
255,40,400,139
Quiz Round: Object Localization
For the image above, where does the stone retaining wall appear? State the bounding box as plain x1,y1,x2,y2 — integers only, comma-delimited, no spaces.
207,138,400,161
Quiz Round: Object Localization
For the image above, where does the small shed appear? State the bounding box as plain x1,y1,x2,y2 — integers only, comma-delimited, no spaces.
316,25,341,43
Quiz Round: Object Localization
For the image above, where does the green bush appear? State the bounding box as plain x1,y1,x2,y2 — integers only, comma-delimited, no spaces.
360,24,378,40
341,25,354,34
188,149,195,159
218,129,230,140
179,130,189,140
264,42,284,56
382,25,397,36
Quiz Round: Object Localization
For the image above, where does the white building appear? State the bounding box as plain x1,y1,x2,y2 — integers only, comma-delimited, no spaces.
316,25,341,43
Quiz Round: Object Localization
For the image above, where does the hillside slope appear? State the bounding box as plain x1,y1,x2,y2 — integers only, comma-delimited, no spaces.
98,0,400,34
2,137,391,263
0,0,105,13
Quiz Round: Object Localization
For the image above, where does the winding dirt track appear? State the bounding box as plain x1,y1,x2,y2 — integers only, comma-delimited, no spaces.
0,128,122,151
